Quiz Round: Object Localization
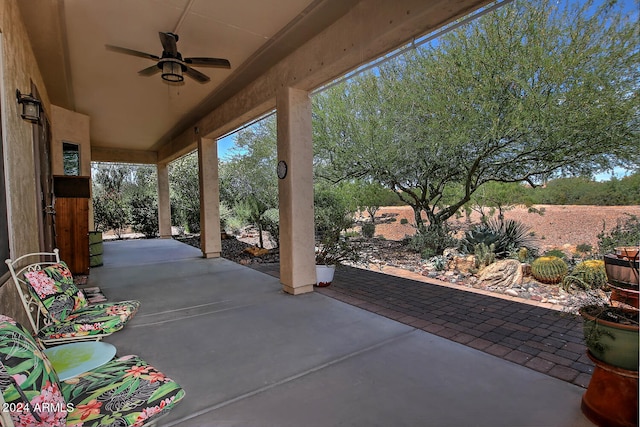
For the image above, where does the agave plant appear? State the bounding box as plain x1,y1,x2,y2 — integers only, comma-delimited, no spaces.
461,218,532,258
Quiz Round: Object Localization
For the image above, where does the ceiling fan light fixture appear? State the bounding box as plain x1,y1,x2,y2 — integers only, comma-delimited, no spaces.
161,59,184,83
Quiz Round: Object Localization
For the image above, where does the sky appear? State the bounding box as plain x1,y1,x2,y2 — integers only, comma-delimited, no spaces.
216,0,639,180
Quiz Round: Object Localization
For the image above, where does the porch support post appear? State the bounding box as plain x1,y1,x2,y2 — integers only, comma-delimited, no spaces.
157,163,172,239
277,87,315,295
198,137,222,258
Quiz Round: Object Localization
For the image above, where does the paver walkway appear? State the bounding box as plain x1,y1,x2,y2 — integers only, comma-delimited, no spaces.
249,262,594,388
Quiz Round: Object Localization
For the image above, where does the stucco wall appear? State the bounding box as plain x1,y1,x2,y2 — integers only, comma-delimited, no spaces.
51,105,94,227
0,0,52,325
51,105,91,176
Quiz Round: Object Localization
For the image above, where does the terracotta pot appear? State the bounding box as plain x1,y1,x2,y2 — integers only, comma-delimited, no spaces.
579,306,639,371
615,246,639,261
604,254,639,288
610,284,640,309
582,352,639,427
315,265,336,287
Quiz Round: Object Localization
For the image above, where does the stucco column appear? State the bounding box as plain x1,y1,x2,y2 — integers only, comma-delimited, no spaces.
277,87,315,295
198,137,222,258
157,163,172,239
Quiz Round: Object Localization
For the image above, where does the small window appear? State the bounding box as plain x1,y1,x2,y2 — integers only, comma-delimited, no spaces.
62,142,80,176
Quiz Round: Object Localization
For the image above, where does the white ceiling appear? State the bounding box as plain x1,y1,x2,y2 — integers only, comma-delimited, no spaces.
19,0,358,153
18,0,490,161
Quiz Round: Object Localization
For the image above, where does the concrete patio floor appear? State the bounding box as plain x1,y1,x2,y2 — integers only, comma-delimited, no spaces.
92,238,593,427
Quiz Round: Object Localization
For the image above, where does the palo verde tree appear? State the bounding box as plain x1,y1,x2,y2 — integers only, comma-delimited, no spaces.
92,163,134,238
313,0,639,253
169,152,201,233
219,116,280,248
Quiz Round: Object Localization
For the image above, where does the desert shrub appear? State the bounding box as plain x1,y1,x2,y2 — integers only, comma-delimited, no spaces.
575,243,593,254
562,259,607,291
400,218,409,225
597,214,640,255
408,225,457,258
130,193,158,238
261,208,280,247
93,193,129,239
544,249,566,259
362,222,376,238
531,256,568,284
460,218,532,258
315,190,353,241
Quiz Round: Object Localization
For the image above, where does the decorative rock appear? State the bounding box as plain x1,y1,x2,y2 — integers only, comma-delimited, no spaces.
505,289,519,297
442,248,460,258
452,255,476,273
478,259,524,289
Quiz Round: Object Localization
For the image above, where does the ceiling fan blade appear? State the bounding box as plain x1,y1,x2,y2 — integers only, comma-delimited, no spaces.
138,65,160,77
159,32,179,56
106,45,159,61
184,57,231,69
184,66,210,83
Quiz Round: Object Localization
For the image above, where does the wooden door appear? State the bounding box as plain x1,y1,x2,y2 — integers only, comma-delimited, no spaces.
55,197,89,275
54,176,90,275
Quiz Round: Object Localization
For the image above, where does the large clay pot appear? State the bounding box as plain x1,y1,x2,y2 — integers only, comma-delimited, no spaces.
604,254,639,288
610,284,640,309
579,306,639,371
581,352,639,427
615,246,639,261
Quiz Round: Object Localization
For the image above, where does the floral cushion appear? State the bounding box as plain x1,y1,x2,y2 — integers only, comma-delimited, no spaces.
61,355,186,427
0,315,68,426
24,262,88,322
37,300,141,341
0,315,185,427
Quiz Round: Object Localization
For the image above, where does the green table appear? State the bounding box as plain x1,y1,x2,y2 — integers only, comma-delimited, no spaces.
44,341,116,381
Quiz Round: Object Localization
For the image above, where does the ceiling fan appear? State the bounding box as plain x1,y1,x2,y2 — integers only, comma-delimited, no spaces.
106,32,231,84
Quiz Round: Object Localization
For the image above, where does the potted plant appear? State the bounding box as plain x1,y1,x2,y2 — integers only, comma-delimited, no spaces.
314,189,364,287
578,299,638,427
573,220,640,427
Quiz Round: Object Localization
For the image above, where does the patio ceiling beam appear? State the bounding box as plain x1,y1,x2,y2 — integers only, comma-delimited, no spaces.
91,146,158,164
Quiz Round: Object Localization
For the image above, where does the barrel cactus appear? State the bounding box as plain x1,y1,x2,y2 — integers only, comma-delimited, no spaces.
531,256,568,284
562,259,607,291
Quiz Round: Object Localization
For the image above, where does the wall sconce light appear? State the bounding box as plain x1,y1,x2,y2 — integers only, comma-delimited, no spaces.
16,89,41,123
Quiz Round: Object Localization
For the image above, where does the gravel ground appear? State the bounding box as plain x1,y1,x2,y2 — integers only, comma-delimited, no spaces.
176,205,638,311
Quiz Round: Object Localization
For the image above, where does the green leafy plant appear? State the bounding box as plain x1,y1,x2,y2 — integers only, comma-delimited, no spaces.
314,189,363,266
597,214,640,256
575,243,593,255
431,255,447,271
408,225,457,259
531,256,568,284
129,193,158,238
544,249,566,259
362,222,376,238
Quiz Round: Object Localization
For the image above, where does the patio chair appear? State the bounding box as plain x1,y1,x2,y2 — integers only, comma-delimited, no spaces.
0,314,185,427
5,249,140,346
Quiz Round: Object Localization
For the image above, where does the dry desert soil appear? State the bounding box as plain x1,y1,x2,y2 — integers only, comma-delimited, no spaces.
370,204,640,253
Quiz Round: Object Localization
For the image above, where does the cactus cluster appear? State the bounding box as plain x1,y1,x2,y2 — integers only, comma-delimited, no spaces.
562,259,607,291
531,256,568,284
474,243,496,269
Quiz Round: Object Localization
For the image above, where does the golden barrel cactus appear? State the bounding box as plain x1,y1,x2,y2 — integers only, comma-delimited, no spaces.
531,256,568,284
562,259,607,291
